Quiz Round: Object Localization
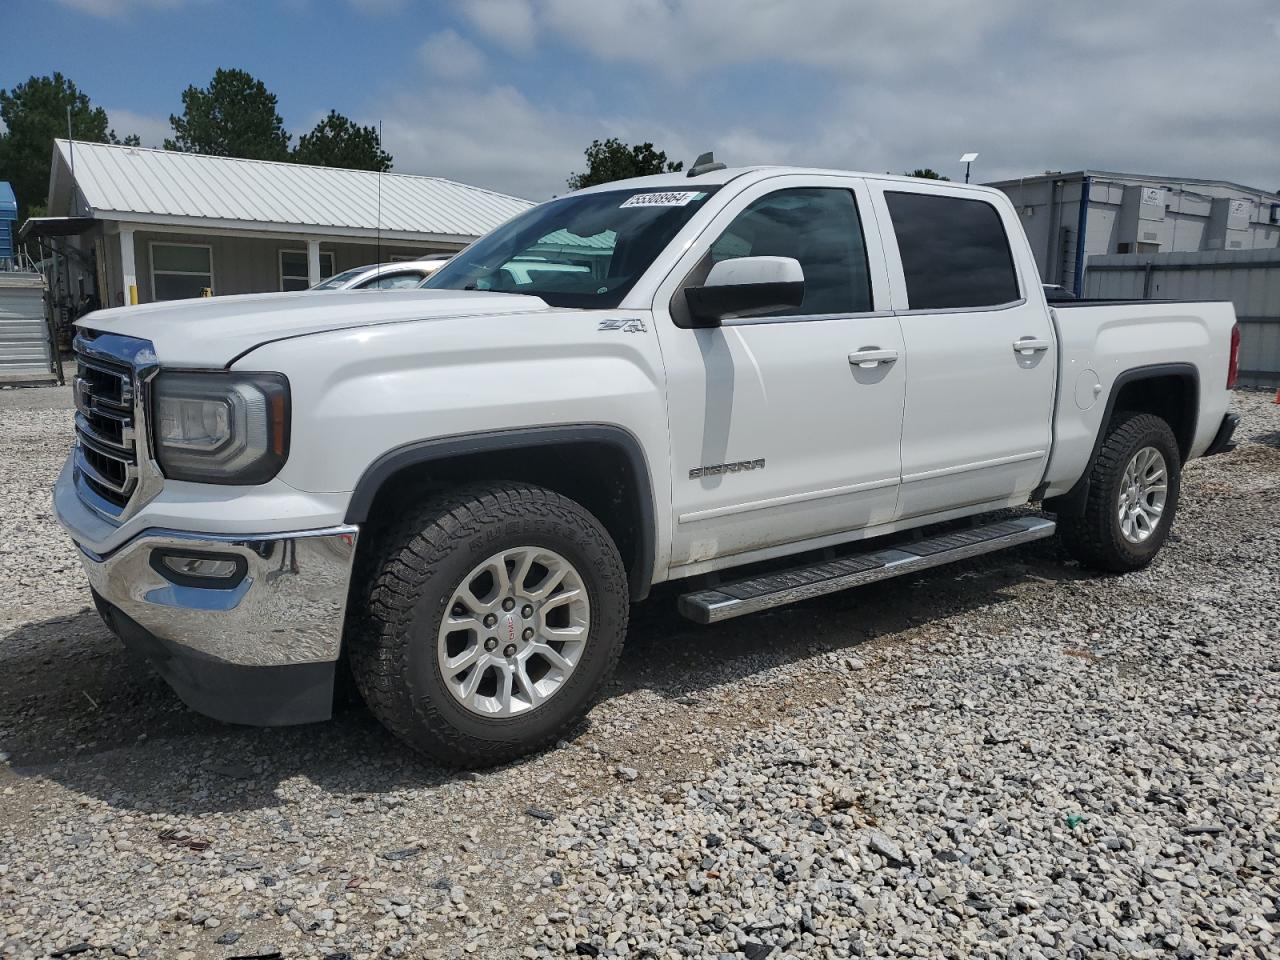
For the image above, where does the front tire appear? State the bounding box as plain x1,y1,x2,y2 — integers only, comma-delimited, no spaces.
348,482,629,767
1057,411,1182,572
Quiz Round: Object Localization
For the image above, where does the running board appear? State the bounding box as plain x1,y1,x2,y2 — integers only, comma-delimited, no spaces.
677,516,1056,624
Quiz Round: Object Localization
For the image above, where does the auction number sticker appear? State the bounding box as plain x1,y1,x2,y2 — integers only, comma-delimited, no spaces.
620,191,702,208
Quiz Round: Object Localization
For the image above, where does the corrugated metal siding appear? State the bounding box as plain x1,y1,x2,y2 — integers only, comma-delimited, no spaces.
0,274,54,377
57,140,533,239
1085,249,1280,386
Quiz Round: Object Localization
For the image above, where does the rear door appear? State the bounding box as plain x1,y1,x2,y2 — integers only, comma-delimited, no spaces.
870,184,1055,520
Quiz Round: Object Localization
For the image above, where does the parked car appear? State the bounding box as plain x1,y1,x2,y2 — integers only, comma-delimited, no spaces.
57,162,1240,766
311,255,451,290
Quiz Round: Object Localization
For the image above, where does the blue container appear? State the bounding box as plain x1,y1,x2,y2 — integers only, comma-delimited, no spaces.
0,181,17,262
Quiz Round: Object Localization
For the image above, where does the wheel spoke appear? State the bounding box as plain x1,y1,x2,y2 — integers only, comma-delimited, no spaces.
444,643,483,676
541,587,583,612
511,550,536,595
515,661,543,707
531,641,575,671
495,662,515,715
458,661,488,700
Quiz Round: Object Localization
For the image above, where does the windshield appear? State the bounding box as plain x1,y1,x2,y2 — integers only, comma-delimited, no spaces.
423,187,720,308
311,266,371,290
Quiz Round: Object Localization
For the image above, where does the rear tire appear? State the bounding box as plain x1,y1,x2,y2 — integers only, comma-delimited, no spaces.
348,482,629,767
1057,411,1182,572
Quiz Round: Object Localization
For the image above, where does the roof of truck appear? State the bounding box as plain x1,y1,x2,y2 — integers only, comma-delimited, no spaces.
569,165,1005,197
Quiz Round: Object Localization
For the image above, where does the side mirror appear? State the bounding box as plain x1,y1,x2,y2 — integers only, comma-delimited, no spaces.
684,256,805,327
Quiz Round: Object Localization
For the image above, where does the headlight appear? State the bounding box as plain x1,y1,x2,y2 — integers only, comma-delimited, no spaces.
152,372,290,484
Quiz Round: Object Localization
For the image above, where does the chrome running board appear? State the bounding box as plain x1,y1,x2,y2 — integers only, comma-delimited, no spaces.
677,516,1057,624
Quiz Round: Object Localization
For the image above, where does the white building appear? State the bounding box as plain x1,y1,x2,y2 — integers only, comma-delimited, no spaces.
40,139,533,306
987,170,1280,295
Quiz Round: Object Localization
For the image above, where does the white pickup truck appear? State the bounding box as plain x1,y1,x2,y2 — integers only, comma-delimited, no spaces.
55,160,1241,766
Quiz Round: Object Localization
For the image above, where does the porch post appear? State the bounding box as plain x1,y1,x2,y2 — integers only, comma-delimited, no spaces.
119,227,138,304
307,238,322,287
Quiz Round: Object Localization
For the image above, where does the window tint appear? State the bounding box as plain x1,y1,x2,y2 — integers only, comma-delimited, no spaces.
885,192,1019,310
709,188,872,316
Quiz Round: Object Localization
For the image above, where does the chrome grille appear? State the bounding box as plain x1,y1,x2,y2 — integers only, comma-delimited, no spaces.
72,331,161,519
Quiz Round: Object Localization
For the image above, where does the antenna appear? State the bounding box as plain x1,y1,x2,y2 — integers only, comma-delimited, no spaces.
959,151,979,184
67,106,76,214
375,120,383,273
687,151,726,177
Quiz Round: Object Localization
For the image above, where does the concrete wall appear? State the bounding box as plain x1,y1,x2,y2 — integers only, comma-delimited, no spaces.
104,230,458,304
1084,248,1280,388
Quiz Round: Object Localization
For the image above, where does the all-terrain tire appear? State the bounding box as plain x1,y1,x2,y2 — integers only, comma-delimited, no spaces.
1057,411,1182,572
347,482,629,767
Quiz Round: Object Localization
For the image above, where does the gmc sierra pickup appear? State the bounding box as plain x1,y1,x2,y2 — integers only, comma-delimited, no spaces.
55,160,1241,765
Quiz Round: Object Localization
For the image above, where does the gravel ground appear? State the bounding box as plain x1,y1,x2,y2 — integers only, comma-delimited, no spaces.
2,384,1277,960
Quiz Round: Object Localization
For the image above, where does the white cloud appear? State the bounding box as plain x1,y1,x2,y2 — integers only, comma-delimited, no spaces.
458,0,539,53
422,0,1279,193
382,84,586,200
106,109,171,149
419,29,488,79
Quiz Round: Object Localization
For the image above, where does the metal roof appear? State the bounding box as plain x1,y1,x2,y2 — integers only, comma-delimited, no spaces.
49,139,533,242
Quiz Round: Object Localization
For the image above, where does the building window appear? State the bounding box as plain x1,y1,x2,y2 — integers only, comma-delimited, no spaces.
885,192,1020,310
151,243,213,301
280,250,335,291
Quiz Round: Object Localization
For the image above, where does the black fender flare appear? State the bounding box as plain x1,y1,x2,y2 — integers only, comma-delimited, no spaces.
1045,362,1198,517
343,424,657,600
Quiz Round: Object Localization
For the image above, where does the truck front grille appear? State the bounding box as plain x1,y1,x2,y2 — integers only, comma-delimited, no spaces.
72,331,159,518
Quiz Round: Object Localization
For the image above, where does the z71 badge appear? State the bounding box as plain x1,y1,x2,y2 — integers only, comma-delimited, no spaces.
598,318,647,333
690,458,766,479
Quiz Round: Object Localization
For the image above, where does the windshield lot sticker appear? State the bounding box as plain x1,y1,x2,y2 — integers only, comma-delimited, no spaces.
621,191,702,208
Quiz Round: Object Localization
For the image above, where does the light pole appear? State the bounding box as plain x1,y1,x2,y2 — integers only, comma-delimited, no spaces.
959,152,979,184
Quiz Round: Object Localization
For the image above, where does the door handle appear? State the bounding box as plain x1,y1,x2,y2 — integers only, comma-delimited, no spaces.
1012,337,1051,355
849,348,899,368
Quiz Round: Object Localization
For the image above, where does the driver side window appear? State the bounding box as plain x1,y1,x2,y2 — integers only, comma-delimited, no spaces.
708,188,873,317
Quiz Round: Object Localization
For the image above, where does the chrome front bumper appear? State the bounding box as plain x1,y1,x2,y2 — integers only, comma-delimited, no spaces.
55,456,360,724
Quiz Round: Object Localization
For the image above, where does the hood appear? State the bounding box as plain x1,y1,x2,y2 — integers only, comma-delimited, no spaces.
77,288,549,367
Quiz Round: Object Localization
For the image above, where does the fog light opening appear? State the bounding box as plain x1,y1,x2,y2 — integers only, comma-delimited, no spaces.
150,549,248,589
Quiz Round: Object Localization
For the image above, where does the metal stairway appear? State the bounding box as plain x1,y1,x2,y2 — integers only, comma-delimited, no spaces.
677,516,1056,624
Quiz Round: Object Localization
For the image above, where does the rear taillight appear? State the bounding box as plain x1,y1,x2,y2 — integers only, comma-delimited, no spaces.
1227,323,1240,390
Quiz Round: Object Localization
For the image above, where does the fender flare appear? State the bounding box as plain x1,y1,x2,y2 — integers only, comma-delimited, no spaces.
344,424,657,600
1045,362,1198,516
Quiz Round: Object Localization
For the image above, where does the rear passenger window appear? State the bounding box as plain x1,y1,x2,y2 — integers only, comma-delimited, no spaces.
885,192,1020,310
709,188,873,316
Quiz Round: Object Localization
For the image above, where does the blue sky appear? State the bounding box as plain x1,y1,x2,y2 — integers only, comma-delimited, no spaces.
4,0,1279,200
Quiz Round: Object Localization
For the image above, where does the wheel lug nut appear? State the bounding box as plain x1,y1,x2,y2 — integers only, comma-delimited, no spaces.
484,638,498,652
503,644,517,658
483,613,497,628
502,598,515,612
521,605,533,618
523,628,534,641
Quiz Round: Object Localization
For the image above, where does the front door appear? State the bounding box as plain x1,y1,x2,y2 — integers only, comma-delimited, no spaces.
871,185,1055,520
651,176,906,573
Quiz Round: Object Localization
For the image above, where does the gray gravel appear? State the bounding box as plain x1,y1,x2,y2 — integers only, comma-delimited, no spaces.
2,384,1278,960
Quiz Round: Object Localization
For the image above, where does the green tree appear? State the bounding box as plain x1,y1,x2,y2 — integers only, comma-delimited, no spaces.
567,138,683,190
902,168,951,181
0,73,134,221
165,68,290,160
292,110,392,171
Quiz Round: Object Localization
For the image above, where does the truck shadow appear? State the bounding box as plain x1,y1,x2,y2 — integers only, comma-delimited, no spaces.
0,539,1084,815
